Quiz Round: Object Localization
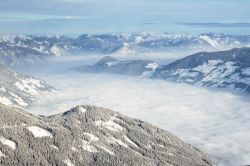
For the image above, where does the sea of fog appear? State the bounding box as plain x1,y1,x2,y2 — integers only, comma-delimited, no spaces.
16,56,250,166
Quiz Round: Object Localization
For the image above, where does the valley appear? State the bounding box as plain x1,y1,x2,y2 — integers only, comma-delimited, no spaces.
1,33,250,166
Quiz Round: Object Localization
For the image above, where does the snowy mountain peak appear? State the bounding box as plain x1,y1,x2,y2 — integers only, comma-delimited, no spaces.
1,33,250,66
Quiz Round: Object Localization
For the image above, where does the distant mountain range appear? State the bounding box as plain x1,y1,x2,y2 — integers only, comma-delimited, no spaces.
0,104,213,166
0,64,53,107
1,33,250,66
79,47,250,94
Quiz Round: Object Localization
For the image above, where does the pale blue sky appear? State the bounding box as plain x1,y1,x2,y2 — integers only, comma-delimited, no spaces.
0,0,250,35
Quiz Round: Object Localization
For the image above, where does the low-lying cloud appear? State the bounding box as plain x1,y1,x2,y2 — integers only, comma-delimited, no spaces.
24,63,250,166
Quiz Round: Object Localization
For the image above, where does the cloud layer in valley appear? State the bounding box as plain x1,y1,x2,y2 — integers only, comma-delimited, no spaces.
23,63,250,166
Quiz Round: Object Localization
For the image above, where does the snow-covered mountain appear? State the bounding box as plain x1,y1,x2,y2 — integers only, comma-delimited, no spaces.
79,47,250,94
118,33,250,55
77,56,159,77
0,64,53,107
1,33,250,66
154,47,250,93
0,104,214,166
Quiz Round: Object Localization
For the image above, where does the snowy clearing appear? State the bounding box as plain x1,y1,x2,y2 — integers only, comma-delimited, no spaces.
27,126,53,138
0,137,16,150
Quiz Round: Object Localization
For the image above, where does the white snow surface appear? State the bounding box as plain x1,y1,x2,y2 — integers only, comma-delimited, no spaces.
172,69,199,79
0,96,12,106
0,86,6,92
51,145,59,150
78,106,87,113
145,62,159,70
199,35,220,49
170,59,250,87
0,150,6,158
94,117,123,132
193,59,224,75
14,77,45,96
242,67,250,76
141,62,159,77
80,139,98,153
124,135,139,148
98,145,115,155
0,76,48,107
0,137,16,150
115,43,136,55
27,126,52,138
108,137,128,148
71,147,78,152
83,133,99,142
50,45,62,57
10,92,28,106
106,62,118,67
201,62,237,82
64,159,75,166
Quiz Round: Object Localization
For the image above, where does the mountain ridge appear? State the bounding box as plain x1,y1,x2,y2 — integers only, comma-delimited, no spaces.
0,104,214,166
78,47,250,94
1,33,250,66
77,56,158,77
154,47,250,93
0,63,54,108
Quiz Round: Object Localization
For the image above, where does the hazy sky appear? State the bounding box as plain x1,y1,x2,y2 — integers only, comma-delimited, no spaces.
0,0,250,35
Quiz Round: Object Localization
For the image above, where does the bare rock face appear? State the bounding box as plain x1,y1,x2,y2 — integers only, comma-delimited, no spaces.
0,104,214,166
